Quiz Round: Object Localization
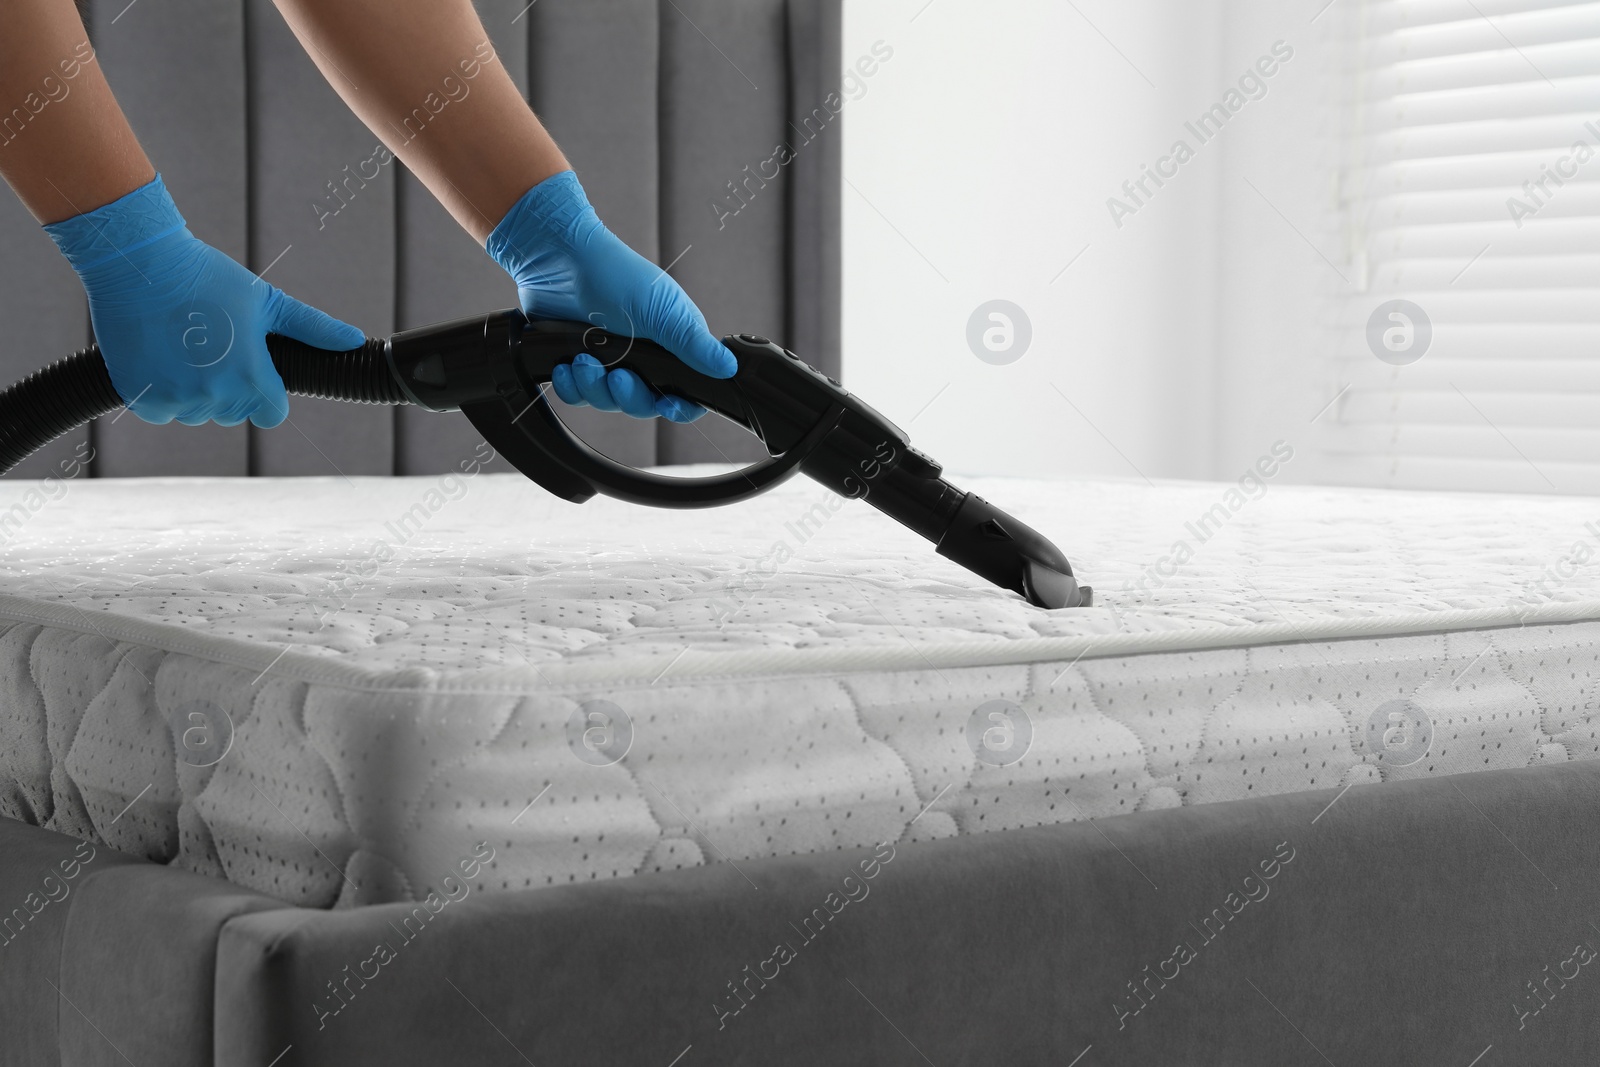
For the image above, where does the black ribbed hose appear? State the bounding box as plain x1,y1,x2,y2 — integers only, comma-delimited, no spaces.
0,336,408,476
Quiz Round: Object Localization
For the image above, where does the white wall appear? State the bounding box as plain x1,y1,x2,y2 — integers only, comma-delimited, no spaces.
841,0,1224,481
1210,1,1349,484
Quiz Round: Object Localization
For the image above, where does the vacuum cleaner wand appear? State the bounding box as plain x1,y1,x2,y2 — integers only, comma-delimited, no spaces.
0,310,1091,609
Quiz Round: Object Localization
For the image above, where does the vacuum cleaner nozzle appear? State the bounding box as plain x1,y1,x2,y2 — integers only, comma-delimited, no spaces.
0,309,1091,609
935,492,1091,610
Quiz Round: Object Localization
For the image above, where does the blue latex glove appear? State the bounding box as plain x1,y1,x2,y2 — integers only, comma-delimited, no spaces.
486,169,736,423
44,174,365,428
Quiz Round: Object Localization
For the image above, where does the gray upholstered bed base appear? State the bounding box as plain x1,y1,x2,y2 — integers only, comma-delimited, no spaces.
4,759,1595,1065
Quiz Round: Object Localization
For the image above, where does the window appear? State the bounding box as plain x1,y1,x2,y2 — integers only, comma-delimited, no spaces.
1323,0,1600,493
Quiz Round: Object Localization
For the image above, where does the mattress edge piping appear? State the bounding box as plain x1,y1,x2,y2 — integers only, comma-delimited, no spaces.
0,593,1595,694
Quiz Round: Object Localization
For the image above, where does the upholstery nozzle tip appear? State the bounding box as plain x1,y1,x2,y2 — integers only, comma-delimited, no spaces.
1022,561,1092,610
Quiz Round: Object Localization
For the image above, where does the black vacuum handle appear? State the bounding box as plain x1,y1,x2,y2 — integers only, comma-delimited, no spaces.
400,313,907,511
0,313,1091,608
381,310,1089,608
0,335,406,476
441,317,849,508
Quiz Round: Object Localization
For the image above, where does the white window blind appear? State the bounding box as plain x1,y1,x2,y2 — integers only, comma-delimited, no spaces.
1323,0,1600,494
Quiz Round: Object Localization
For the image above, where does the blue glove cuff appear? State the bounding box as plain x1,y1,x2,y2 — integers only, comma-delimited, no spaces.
485,169,592,271
43,173,187,273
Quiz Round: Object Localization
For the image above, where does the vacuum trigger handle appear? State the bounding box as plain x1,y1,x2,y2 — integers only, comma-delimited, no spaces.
0,309,1092,608
438,317,853,509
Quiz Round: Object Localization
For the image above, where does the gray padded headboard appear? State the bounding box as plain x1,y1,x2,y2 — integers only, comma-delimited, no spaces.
0,0,840,478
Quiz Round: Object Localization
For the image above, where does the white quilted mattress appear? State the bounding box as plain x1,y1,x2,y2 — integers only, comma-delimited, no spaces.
3,466,1600,908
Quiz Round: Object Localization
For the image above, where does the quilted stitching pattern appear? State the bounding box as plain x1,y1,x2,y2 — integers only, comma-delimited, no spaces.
1,472,1599,908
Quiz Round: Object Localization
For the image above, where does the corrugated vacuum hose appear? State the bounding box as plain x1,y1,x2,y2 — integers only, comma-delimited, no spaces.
0,336,408,476
0,311,1090,608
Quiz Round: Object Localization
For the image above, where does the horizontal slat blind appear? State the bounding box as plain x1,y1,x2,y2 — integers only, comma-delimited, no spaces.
1322,0,1600,493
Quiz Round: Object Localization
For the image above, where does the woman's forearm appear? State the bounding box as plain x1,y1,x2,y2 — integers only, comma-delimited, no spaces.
271,0,568,242
0,1,154,223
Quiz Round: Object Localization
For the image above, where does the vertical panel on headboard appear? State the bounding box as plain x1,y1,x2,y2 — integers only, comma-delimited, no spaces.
244,0,396,477
0,1,838,481
0,155,88,480
656,0,790,465
785,0,843,381
88,0,251,477
522,0,662,470
393,0,529,477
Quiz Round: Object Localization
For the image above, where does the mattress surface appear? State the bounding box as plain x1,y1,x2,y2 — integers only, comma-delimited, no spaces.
2,466,1598,907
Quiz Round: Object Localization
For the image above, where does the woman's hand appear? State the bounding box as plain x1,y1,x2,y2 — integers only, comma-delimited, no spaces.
267,4,735,419
44,175,365,427
486,170,737,423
